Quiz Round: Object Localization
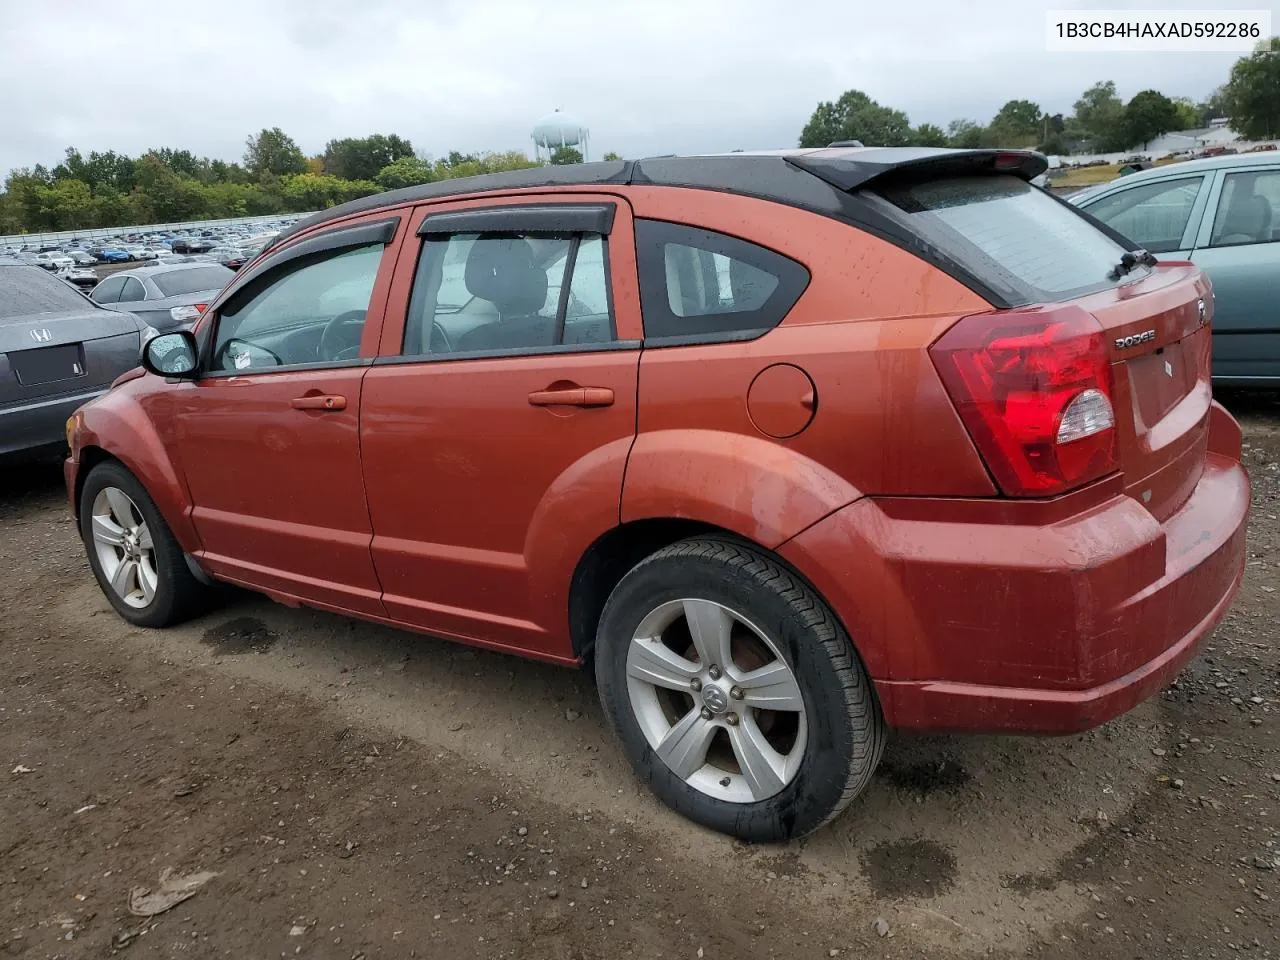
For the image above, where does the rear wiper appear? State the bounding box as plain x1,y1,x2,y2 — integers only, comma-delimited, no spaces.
1108,248,1158,280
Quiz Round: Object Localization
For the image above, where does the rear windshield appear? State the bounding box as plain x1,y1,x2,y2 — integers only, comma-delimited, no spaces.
152,265,234,298
0,265,91,321
875,174,1132,304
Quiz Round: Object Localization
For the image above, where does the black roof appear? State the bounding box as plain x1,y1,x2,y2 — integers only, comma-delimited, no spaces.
272,148,1048,248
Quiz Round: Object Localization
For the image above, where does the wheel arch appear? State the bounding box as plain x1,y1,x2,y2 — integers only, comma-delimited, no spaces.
567,518,875,688
73,399,200,552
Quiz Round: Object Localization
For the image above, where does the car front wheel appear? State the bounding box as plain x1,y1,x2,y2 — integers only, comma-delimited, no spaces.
79,461,209,628
595,538,885,842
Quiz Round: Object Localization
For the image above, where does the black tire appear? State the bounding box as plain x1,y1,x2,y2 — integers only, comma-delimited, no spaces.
595,537,885,842
79,460,209,628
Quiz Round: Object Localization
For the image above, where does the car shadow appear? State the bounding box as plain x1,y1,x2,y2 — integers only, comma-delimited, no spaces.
1216,386,1280,424
0,455,66,511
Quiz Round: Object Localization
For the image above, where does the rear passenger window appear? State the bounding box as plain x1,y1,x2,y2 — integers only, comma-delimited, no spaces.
118,277,146,303
404,231,615,356
634,220,808,343
1082,177,1205,253
91,276,125,304
1209,170,1280,247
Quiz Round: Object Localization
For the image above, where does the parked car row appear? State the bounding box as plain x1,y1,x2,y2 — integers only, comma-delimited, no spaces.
1,218,300,270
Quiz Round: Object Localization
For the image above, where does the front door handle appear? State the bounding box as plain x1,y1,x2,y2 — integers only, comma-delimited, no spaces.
290,394,347,411
528,386,614,408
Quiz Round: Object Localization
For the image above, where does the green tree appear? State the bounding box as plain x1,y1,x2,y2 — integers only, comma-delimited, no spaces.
1223,37,1280,140
89,186,143,227
799,90,912,147
601,150,623,161
431,151,538,180
4,169,53,230
947,118,986,148
988,99,1043,145
0,191,21,234
912,123,948,147
133,155,208,221
1172,97,1199,130
1196,86,1230,126
148,148,201,178
84,150,138,193
323,134,416,181
549,145,583,165
374,155,434,190
1038,134,1069,155
1071,81,1127,151
37,178,95,229
1123,90,1180,148
278,173,378,211
52,147,89,183
244,127,308,180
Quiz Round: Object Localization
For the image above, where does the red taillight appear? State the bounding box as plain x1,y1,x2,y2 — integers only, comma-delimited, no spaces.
930,306,1118,497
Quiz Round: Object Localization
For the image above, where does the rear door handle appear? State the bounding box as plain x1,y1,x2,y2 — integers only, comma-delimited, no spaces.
290,394,347,411
528,387,614,408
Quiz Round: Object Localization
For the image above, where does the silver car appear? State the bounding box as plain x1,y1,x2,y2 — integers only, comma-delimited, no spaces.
1070,151,1280,385
90,262,235,332
1,263,154,458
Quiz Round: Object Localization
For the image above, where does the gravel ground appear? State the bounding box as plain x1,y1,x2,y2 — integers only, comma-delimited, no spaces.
1,392,1277,959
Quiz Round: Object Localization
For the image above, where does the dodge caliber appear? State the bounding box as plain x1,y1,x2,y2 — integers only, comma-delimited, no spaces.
65,148,1249,842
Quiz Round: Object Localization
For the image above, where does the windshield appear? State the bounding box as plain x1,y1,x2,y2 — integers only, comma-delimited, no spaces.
875,174,1132,304
152,265,235,298
0,266,92,321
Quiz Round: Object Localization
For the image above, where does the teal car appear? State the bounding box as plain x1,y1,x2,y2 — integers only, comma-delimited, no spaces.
1070,151,1280,385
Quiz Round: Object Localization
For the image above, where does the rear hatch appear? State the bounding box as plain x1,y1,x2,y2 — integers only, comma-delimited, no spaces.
0,266,141,407
866,164,1211,516
1074,266,1211,519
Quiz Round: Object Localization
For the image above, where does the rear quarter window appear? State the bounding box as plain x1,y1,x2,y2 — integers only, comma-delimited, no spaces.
873,174,1132,305
152,265,236,298
634,219,809,344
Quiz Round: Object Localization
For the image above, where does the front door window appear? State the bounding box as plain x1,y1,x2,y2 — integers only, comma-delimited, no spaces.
211,244,384,371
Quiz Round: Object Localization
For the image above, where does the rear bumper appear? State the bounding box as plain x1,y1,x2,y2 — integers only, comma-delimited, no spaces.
0,388,105,458
874,549,1242,733
779,401,1250,734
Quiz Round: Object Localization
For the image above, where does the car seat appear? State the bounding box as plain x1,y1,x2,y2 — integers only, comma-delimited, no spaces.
1215,190,1273,245
454,238,554,351
663,243,721,316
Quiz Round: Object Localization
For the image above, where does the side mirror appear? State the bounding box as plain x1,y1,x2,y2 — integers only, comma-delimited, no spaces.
142,330,199,378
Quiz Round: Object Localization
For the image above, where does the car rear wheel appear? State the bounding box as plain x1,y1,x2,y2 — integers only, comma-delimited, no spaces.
595,538,885,842
79,461,209,628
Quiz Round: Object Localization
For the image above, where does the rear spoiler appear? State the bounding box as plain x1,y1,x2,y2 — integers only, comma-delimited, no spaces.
785,149,1047,193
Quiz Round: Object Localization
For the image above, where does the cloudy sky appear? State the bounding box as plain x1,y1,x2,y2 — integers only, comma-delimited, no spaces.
1,0,1274,176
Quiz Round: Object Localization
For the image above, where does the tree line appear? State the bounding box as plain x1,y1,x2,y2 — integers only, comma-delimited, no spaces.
0,129,617,234
800,37,1280,153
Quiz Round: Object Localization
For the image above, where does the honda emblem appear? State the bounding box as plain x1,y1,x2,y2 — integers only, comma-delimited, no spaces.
29,328,52,343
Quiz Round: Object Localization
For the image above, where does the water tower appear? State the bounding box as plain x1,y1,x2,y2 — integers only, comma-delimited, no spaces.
532,109,589,162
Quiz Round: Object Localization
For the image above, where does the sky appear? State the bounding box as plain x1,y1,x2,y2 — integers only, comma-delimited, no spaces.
1,0,1275,177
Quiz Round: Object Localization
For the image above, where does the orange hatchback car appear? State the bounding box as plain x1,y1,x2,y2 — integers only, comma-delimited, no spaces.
66,148,1249,841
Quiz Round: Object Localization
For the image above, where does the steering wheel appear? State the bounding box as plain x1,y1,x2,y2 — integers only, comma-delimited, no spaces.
215,337,283,371
319,310,367,362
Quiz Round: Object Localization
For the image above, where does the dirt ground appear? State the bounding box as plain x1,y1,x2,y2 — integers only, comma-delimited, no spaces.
2,393,1278,960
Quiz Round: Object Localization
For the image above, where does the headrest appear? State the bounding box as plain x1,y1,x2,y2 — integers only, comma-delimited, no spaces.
464,238,548,315
1218,193,1272,242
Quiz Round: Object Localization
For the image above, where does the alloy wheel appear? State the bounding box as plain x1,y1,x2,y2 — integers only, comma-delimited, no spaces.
90,487,158,609
625,598,808,803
